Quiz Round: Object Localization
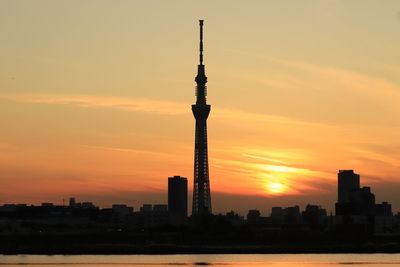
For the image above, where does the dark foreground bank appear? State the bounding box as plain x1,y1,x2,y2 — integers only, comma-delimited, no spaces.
2,233,400,254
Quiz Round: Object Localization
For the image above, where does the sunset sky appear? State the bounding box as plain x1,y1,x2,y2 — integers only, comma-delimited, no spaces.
1,1,400,214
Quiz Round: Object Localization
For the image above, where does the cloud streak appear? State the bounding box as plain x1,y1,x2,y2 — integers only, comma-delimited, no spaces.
0,93,188,115
278,60,400,113
82,145,171,157
0,93,320,126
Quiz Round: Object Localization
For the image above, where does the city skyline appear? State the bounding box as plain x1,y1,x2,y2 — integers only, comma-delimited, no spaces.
0,168,394,219
1,1,400,214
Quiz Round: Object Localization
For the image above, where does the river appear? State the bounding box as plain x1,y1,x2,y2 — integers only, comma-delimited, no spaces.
1,254,400,266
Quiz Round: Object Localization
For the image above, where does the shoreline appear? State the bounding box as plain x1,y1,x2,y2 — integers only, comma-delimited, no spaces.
2,232,400,255
2,245,400,255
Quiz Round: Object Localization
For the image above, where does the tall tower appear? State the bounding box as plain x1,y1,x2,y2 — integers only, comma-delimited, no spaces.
192,20,212,215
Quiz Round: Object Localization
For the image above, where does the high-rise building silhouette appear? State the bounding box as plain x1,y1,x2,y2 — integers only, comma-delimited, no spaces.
338,170,360,203
69,197,76,207
168,176,188,225
335,170,375,216
192,20,212,215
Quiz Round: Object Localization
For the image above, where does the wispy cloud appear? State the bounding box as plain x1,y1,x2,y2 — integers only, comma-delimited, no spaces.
212,155,333,196
0,93,320,126
0,93,188,115
242,153,289,165
82,145,170,157
278,60,400,112
213,108,318,126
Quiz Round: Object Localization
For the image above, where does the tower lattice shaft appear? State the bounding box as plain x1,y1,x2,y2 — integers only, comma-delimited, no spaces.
192,20,212,215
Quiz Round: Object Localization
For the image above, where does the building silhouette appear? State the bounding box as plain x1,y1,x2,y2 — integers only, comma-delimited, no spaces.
69,197,76,207
136,204,169,228
271,206,301,223
192,20,212,215
140,204,153,212
168,176,188,225
335,170,375,216
112,204,133,220
302,204,327,230
337,169,360,203
376,201,392,216
247,209,261,224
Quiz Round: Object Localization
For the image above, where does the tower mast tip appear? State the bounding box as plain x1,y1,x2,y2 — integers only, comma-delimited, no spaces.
199,20,204,65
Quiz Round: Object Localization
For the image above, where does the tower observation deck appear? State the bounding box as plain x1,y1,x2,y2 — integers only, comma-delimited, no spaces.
192,20,212,215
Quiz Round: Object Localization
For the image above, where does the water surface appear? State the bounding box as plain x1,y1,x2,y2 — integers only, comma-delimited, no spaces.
1,254,400,266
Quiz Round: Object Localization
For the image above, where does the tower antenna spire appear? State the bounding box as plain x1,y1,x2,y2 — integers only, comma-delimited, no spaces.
192,19,212,216
199,20,204,65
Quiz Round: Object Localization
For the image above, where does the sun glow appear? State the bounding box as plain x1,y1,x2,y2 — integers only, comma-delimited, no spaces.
266,182,287,194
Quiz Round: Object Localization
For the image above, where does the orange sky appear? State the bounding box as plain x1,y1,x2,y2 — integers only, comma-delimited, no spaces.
1,1,400,214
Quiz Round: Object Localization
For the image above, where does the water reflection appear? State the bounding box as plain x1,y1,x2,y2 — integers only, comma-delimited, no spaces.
0,254,400,266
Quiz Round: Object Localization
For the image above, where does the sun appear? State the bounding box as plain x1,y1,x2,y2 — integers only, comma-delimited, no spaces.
266,182,287,194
